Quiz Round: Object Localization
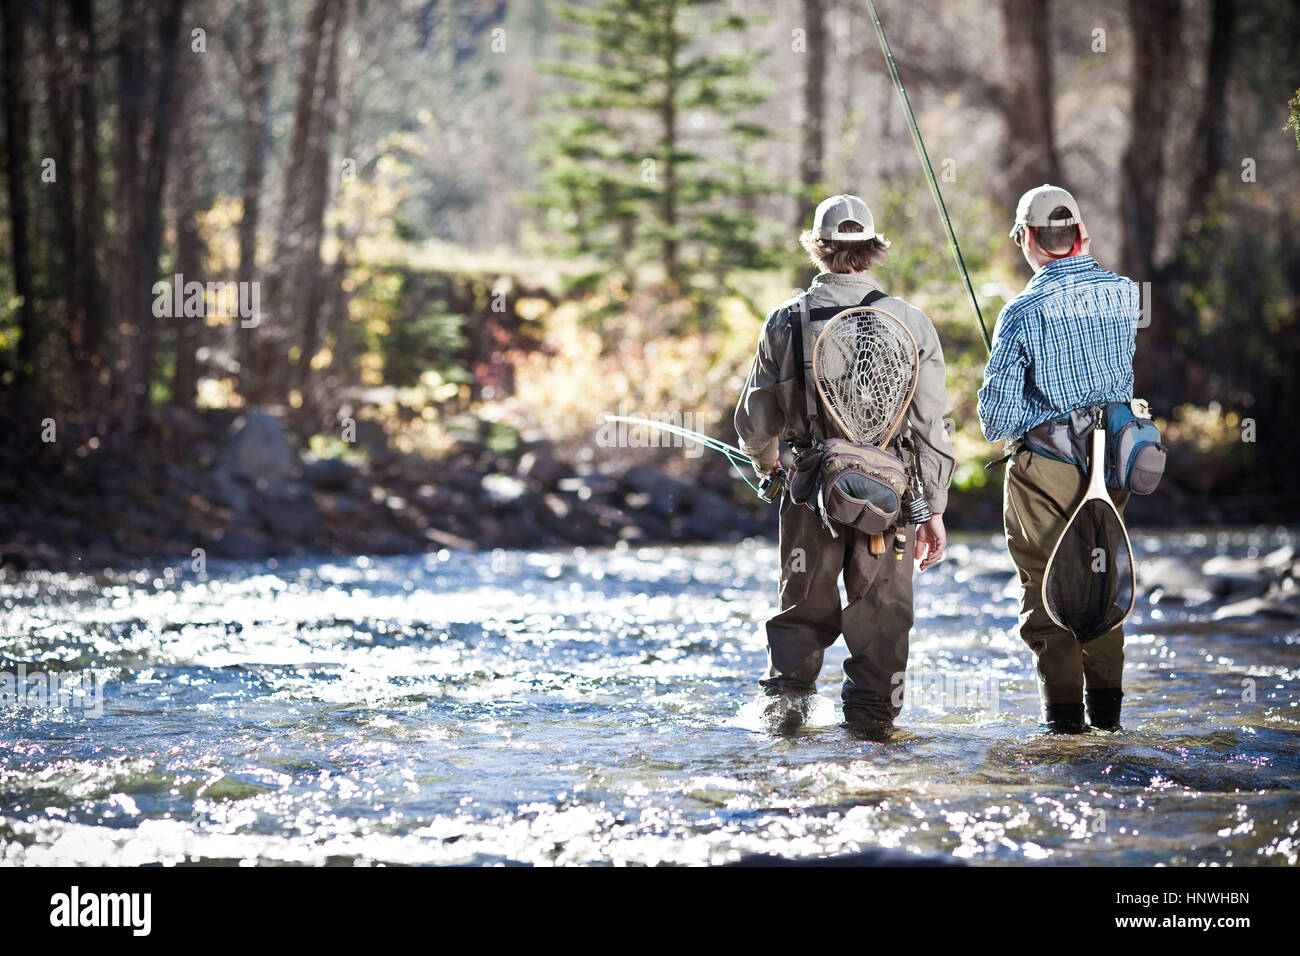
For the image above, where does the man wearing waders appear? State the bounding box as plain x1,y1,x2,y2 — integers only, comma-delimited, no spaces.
978,184,1139,733
735,194,954,737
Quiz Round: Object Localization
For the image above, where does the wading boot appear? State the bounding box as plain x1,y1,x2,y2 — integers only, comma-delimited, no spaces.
843,705,895,742
761,690,813,735
1042,700,1087,734
1086,688,1124,732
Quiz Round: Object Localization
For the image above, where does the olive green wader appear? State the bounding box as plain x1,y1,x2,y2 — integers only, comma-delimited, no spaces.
735,273,955,726
1003,445,1129,725
761,494,916,723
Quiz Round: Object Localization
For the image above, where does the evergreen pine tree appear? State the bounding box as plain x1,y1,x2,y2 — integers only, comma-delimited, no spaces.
533,0,778,324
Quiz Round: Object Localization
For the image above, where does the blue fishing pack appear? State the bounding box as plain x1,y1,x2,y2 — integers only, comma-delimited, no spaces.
1021,401,1167,495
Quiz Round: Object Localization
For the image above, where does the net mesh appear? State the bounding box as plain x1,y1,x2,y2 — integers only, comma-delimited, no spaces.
1044,500,1135,644
813,307,917,445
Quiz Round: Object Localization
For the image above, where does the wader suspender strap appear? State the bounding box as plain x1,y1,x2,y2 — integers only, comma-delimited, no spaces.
794,293,821,443
792,289,889,446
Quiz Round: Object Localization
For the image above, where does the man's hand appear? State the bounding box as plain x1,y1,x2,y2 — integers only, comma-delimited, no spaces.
914,513,946,571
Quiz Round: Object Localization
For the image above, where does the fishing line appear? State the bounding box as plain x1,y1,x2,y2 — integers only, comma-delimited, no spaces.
866,0,992,352
601,414,769,495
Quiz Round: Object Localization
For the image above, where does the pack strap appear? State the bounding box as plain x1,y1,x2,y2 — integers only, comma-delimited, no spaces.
794,293,820,443
792,289,888,446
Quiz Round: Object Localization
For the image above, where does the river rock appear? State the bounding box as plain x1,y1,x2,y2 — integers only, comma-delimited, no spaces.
217,412,295,483
249,480,323,543
205,468,252,517
620,465,693,517
206,528,271,559
1202,544,1295,578
1212,594,1300,622
351,418,395,468
558,474,620,502
1139,556,1221,604
156,404,209,443
445,433,491,461
301,455,358,491
482,473,528,507
688,489,762,534
519,448,570,489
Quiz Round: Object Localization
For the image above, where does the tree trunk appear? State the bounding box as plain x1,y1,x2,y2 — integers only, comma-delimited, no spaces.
112,0,145,428
293,0,346,410
71,0,105,408
999,0,1061,203
318,7,363,429
128,0,186,431
1120,0,1181,288
794,0,826,288
2,0,35,393
259,0,344,409
1120,0,1182,404
236,0,269,399
42,2,81,365
1182,0,1236,233
170,30,205,411
659,0,679,296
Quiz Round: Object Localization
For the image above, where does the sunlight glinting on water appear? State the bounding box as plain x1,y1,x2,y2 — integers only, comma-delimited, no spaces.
1,530,1297,866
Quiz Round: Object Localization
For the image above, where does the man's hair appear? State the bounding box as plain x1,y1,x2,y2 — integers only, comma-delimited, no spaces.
799,221,891,273
1030,205,1080,255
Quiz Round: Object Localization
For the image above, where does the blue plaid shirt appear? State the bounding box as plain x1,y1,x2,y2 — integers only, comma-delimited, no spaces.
978,254,1139,442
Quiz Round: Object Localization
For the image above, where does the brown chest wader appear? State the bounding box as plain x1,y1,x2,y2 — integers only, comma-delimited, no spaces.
759,289,917,725
1002,445,1129,730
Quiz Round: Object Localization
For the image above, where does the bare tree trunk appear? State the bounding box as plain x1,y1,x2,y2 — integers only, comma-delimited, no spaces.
42,2,81,364
794,0,826,288
71,0,105,409
259,0,344,408
659,0,679,296
1121,0,1182,406
170,32,205,410
236,0,269,399
293,0,346,410
128,0,186,431
112,0,145,426
112,0,186,436
2,0,35,393
1000,0,1061,203
317,8,363,429
1120,0,1181,286
1182,0,1237,232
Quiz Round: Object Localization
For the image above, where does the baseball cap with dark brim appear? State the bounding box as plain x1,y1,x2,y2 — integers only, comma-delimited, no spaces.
1010,184,1081,239
813,194,884,242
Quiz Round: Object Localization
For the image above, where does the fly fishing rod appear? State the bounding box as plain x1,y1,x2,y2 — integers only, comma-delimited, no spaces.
866,0,992,353
601,415,785,501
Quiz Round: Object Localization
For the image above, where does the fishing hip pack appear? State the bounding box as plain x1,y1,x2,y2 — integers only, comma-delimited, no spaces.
785,290,912,537
1022,400,1167,495
787,438,908,536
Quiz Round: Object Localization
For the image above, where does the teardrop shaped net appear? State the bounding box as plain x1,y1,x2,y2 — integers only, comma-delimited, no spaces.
813,308,917,445
1044,500,1135,644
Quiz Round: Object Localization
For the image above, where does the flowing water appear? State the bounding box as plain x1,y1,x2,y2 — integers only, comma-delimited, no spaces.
1,529,1297,866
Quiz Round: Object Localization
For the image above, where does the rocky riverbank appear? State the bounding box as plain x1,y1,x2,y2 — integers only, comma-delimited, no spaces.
0,407,773,572
3,406,1299,623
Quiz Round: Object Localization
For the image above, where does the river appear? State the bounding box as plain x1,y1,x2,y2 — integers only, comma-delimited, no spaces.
1,528,1296,866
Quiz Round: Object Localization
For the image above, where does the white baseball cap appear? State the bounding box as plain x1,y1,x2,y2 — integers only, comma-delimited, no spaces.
1010,184,1081,241
812,194,883,242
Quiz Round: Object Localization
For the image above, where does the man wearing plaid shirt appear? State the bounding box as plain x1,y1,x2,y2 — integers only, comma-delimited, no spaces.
978,184,1140,734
